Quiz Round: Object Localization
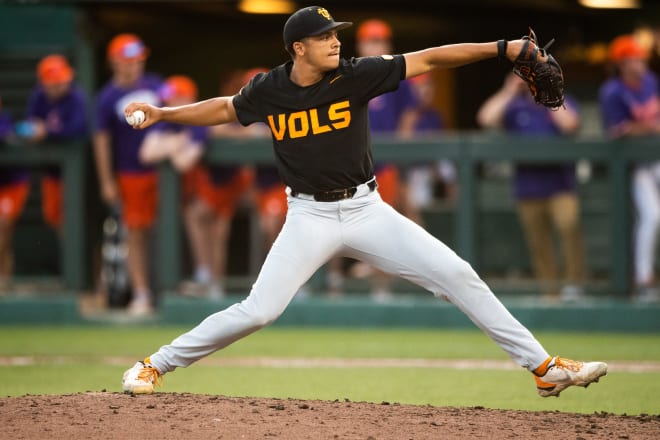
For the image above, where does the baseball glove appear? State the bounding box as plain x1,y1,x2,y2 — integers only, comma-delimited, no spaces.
512,28,564,109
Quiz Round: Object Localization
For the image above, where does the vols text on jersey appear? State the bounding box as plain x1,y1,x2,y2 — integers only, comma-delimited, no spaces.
267,100,351,141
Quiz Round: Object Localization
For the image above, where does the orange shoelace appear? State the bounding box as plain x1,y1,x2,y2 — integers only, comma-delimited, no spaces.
138,365,163,388
554,357,583,372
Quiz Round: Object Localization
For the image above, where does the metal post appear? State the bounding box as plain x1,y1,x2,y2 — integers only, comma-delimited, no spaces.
61,143,85,289
157,163,181,291
609,146,629,296
456,139,476,265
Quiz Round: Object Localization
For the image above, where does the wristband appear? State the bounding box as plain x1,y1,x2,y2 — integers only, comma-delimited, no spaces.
497,39,508,61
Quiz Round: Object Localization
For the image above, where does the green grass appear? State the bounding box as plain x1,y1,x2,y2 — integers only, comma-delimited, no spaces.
0,326,659,415
2,327,659,360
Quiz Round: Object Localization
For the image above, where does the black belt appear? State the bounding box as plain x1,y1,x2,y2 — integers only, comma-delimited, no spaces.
291,179,377,202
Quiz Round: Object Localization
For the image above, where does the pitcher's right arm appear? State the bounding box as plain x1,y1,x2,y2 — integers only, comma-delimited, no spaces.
124,96,238,130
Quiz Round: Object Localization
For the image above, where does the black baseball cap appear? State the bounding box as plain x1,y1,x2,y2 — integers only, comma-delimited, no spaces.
283,6,352,51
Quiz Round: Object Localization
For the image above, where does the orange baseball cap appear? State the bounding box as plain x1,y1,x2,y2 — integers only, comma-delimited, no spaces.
609,35,648,63
356,19,392,42
159,75,198,102
37,54,74,85
107,33,149,62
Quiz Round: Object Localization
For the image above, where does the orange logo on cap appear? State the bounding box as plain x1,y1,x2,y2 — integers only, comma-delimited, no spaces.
317,8,331,20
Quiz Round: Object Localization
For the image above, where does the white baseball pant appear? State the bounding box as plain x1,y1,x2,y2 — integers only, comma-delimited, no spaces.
150,181,550,374
632,162,660,286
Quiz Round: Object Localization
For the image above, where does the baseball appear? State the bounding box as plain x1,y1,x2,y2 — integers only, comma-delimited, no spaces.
126,110,145,126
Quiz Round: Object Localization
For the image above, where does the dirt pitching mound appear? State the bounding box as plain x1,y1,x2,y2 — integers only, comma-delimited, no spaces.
2,392,658,439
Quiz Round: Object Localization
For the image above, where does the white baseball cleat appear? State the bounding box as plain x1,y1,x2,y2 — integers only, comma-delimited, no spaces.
122,358,162,394
534,356,607,397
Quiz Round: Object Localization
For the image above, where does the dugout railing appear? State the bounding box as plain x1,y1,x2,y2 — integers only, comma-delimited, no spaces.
158,134,648,296
0,142,86,289
1,135,656,295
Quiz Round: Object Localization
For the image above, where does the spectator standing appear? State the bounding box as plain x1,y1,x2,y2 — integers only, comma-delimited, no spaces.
356,19,418,212
327,19,420,301
599,34,660,303
139,75,214,296
201,70,257,298
404,72,455,209
477,73,585,302
21,54,89,234
93,34,162,315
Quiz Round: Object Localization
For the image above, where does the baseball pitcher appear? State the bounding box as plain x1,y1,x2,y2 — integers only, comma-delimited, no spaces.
121,6,606,398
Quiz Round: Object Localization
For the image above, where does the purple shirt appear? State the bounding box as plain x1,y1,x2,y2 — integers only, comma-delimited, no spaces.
369,79,418,173
158,123,245,187
599,71,660,137
0,112,30,186
503,95,578,200
402,108,445,169
368,79,417,132
414,108,444,132
96,73,162,173
157,122,208,144
28,84,88,141
0,112,13,139
27,84,89,177
157,123,210,179
156,123,241,186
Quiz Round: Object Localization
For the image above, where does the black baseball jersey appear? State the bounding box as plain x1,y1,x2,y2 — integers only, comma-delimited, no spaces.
232,55,406,194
